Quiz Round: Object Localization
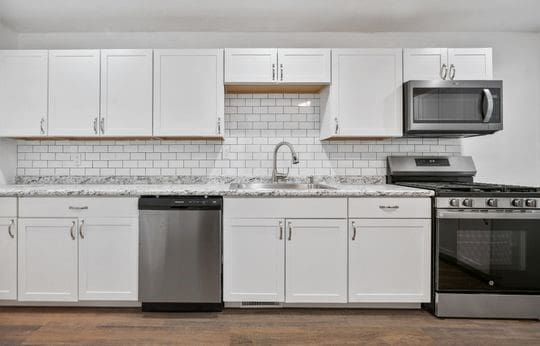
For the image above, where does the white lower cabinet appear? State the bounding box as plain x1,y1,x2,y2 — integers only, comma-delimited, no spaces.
18,218,79,302
78,217,138,301
348,218,431,303
285,219,347,303
0,218,17,300
223,218,284,302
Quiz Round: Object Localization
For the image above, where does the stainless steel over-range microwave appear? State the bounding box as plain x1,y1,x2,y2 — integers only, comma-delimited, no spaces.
403,80,503,137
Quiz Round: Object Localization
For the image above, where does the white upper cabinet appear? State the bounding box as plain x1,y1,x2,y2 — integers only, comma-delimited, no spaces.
18,218,79,302
225,49,277,84
447,48,493,80
0,50,48,136
403,48,493,81
100,49,153,136
277,49,331,84
403,48,448,81
78,217,138,301
223,218,285,302
48,50,101,136
0,217,17,300
285,219,347,303
154,49,224,137
321,49,403,139
348,218,431,303
225,48,331,84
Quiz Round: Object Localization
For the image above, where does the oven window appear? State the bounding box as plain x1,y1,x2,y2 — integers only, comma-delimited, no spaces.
437,218,540,293
413,88,501,124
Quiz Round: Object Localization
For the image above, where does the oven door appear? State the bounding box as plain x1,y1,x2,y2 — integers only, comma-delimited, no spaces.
436,209,540,294
404,80,503,136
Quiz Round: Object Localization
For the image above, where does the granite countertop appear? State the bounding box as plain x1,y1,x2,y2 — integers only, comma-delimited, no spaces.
0,183,433,197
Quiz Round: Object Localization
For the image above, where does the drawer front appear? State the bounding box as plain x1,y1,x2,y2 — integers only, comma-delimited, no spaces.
19,197,138,218
224,198,347,219
0,197,17,217
349,198,431,218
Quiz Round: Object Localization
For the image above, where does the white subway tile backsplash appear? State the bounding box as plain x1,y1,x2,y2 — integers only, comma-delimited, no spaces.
16,93,461,178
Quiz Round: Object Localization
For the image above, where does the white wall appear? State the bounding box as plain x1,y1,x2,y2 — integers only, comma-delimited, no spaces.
13,31,540,185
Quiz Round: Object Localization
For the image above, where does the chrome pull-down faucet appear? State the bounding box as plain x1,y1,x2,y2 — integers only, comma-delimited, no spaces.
272,141,299,183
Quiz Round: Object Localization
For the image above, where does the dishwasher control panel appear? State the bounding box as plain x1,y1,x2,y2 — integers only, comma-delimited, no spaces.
139,196,222,210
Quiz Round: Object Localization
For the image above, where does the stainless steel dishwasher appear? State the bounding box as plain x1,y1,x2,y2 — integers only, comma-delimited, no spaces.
139,196,222,312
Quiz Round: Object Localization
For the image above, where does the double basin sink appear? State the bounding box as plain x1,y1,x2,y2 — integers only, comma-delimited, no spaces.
229,182,337,191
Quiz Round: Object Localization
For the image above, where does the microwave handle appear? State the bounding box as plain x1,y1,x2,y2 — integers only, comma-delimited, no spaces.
482,88,494,123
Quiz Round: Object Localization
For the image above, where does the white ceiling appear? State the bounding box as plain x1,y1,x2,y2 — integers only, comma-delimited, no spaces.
1,0,540,33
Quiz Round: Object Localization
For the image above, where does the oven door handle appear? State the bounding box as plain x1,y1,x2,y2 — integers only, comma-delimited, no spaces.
437,209,540,220
482,88,494,123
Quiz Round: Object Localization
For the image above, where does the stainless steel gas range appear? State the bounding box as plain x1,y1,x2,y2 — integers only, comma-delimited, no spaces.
388,155,540,319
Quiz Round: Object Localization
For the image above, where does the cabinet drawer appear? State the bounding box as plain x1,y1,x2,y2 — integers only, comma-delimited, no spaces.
224,198,347,219
349,198,430,218
0,198,17,217
19,197,138,218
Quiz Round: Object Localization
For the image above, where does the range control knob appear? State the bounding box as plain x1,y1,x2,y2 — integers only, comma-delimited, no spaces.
525,199,537,208
511,199,524,207
462,199,473,207
449,199,460,207
486,199,498,207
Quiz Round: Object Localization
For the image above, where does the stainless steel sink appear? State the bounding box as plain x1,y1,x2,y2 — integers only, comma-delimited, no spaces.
229,182,337,190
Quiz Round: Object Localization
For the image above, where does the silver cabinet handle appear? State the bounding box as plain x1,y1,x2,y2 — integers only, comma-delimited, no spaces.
70,221,76,240
379,205,400,210
93,117,98,134
40,118,46,134
440,63,448,80
100,117,105,134
217,118,222,134
69,206,88,210
272,63,276,81
8,219,15,238
79,219,85,239
334,117,339,134
287,221,292,241
449,64,456,80
280,63,284,81
279,221,283,240
351,221,357,241
482,89,494,123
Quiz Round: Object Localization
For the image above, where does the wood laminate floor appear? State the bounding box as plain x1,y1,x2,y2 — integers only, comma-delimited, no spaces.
0,308,538,345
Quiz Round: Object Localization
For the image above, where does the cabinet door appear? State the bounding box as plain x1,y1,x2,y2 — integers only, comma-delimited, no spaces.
154,49,224,136
100,49,153,136
225,49,277,84
48,50,100,136
18,218,78,302
403,48,448,82
277,49,331,84
0,218,17,300
333,49,403,137
0,50,48,136
349,218,431,303
223,218,284,302
285,219,347,303
448,48,493,80
79,218,138,301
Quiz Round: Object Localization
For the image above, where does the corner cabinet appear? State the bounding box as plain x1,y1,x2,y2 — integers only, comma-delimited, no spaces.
0,50,48,137
320,49,403,139
403,48,492,81
153,49,224,137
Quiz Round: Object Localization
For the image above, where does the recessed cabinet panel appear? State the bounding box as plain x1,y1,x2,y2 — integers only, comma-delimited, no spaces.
0,50,48,136
448,48,493,80
349,218,431,303
285,219,347,303
100,50,153,136
223,218,285,302
403,48,448,82
0,218,17,300
79,217,138,301
48,50,100,136
277,49,331,84
18,218,78,302
225,49,278,84
154,49,224,136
